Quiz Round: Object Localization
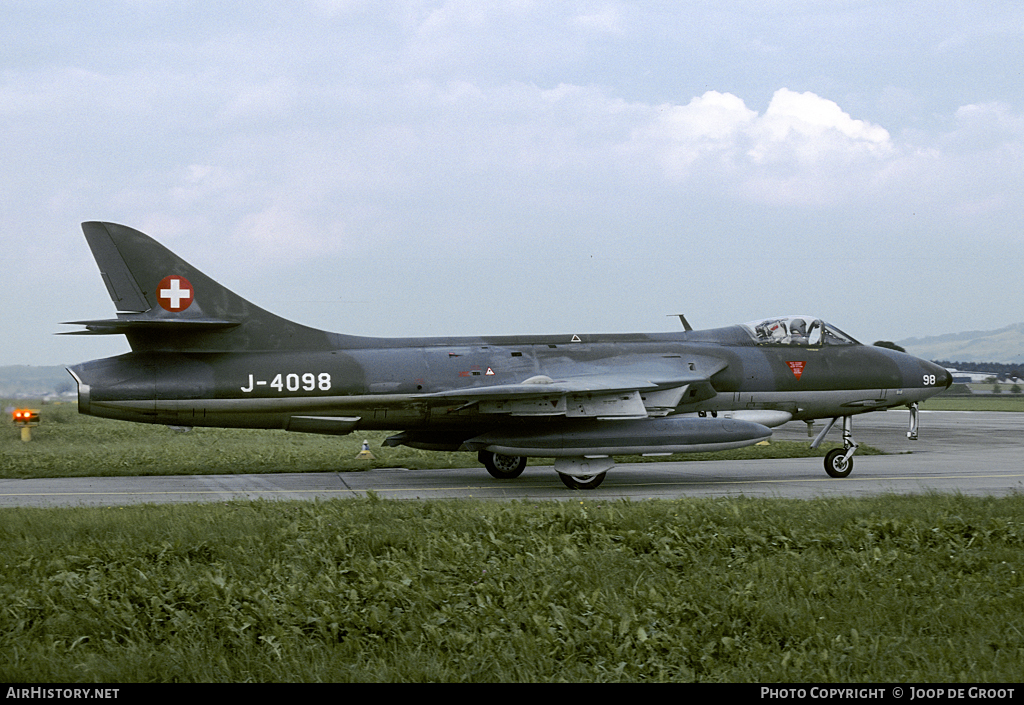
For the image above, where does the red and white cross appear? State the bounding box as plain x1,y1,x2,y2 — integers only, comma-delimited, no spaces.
157,275,194,312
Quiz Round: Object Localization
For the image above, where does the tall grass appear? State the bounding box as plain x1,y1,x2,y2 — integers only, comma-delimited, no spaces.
1,494,1021,682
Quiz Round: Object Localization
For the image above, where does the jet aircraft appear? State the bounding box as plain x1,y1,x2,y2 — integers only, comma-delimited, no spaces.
64,222,953,489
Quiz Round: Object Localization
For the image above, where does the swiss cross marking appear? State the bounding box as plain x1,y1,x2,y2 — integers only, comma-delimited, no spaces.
157,275,194,312
786,361,806,380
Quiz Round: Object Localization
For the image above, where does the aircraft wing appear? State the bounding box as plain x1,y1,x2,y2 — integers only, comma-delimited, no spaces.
417,365,725,418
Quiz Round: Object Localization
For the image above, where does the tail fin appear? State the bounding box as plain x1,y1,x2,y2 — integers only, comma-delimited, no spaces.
63,222,334,353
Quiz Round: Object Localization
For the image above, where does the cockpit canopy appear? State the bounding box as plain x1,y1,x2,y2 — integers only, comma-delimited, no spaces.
741,315,860,347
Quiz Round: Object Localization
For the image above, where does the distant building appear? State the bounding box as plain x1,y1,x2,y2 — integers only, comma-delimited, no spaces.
946,368,1012,383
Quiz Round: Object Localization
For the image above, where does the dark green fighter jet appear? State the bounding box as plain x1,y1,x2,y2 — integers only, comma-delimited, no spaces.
65,222,953,489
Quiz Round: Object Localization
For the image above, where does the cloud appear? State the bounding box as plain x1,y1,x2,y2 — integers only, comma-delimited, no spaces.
4,3,1004,224
629,88,896,205
948,101,1024,151
756,88,891,155
637,91,758,178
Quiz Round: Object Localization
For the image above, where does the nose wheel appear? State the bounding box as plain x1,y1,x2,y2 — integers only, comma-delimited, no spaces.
824,447,853,478
812,415,859,478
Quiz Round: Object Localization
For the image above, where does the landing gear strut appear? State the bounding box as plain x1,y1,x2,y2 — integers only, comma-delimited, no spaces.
907,402,919,441
812,415,858,478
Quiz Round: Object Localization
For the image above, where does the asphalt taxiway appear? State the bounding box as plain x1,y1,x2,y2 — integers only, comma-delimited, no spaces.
1,410,1021,507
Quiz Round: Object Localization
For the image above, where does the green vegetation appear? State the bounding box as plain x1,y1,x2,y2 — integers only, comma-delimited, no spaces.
922,395,1024,412
2,400,879,480
1,494,1021,682
3,398,1022,682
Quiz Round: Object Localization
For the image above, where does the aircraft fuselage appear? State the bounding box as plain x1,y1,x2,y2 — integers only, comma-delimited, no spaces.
70,328,950,436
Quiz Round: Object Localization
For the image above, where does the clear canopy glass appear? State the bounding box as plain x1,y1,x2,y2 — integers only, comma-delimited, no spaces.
741,315,860,346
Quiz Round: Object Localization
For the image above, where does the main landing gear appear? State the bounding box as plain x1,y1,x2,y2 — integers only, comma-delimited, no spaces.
811,415,859,478
478,451,610,489
554,457,613,490
478,450,527,479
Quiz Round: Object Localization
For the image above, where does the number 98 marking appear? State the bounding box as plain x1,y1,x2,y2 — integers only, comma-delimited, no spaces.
923,374,936,386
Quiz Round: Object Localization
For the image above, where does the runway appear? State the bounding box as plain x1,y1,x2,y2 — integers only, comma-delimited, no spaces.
2,410,1022,507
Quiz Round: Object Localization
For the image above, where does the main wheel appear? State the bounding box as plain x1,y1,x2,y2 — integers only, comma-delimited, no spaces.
479,450,527,479
824,448,853,478
558,471,607,490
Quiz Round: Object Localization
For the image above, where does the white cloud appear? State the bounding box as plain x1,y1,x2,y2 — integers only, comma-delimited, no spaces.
626,88,895,205
757,89,890,153
638,91,757,178
949,101,1024,151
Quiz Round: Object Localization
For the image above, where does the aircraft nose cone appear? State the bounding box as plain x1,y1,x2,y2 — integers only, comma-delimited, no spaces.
927,362,953,389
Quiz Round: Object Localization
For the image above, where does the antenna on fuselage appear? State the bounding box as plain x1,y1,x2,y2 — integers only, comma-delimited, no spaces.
671,314,693,331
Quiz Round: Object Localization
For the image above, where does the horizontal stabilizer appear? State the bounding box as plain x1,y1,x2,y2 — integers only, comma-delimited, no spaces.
60,317,241,335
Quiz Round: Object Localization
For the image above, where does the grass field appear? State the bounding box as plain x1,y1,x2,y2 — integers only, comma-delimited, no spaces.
1,494,1021,682
922,395,1024,412
2,399,880,480
2,399,1022,682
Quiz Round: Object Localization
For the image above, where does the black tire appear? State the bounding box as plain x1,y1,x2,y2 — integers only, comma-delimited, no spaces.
558,471,607,490
824,448,853,478
479,450,527,479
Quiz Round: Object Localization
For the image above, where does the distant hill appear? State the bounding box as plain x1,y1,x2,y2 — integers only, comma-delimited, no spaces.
0,365,74,398
897,323,1024,365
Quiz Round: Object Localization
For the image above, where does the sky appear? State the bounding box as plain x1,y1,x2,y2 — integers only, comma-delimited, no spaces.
3,1,1023,366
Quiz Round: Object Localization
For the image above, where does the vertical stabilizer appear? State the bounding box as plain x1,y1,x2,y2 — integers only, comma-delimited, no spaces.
65,222,334,353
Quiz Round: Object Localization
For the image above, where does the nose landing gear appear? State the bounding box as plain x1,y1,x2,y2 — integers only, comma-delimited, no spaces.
812,415,859,478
